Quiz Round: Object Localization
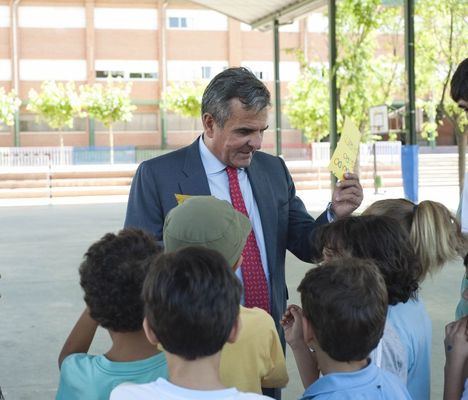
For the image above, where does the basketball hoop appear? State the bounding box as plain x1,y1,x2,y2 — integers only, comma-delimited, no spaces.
369,105,389,135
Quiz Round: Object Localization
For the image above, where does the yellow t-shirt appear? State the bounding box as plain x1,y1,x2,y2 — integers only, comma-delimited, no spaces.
220,306,289,393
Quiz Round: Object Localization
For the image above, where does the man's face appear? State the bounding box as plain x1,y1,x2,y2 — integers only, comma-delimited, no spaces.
458,99,468,116
203,98,269,168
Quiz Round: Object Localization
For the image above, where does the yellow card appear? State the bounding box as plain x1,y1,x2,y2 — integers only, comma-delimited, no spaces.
175,193,192,205
328,118,361,180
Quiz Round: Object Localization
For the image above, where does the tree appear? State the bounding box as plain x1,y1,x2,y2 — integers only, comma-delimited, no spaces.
80,80,136,164
415,0,468,190
27,81,82,148
0,87,21,126
162,81,205,133
285,52,330,142
285,0,403,143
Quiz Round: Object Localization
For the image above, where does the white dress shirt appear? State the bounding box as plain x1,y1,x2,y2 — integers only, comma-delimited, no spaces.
198,137,270,296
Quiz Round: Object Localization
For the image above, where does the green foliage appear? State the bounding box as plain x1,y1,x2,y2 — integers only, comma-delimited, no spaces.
162,81,205,119
0,88,21,126
27,81,82,130
285,0,403,143
80,80,136,128
285,54,330,142
415,0,468,137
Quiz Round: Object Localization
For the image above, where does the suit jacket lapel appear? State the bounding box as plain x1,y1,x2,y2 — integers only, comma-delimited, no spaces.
247,155,278,276
179,138,211,196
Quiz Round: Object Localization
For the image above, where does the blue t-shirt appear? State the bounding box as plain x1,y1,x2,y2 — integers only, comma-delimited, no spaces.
56,352,168,400
456,274,468,320
387,298,432,400
300,362,411,399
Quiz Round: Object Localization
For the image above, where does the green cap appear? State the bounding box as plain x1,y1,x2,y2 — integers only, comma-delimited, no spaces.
163,196,251,267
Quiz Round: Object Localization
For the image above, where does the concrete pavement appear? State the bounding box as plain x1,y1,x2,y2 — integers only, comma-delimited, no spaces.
0,198,462,399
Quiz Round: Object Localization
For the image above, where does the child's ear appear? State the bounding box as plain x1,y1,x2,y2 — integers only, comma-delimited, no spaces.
227,313,242,344
302,315,318,349
143,317,159,345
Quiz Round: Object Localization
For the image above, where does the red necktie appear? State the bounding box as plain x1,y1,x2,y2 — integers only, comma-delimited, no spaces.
226,166,270,313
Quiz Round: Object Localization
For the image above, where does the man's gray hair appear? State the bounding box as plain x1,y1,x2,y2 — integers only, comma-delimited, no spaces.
201,67,271,127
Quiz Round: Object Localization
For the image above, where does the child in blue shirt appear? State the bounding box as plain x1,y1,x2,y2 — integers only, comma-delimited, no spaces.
56,229,168,400
281,257,411,400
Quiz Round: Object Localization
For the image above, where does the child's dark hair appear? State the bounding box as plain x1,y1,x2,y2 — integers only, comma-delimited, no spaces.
79,228,161,332
314,215,421,305
298,257,388,362
142,246,242,360
451,58,468,102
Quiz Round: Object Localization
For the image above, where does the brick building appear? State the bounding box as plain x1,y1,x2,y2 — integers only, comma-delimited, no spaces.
0,0,339,150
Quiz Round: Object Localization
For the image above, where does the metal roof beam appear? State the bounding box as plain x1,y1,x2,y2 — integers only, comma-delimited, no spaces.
251,0,326,30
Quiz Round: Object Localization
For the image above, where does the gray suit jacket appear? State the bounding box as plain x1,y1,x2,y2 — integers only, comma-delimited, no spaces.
124,138,329,328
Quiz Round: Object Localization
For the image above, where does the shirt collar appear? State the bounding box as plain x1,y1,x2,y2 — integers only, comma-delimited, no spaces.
302,361,378,398
199,135,227,175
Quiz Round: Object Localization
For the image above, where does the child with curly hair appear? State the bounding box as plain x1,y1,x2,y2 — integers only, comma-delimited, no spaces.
56,229,167,400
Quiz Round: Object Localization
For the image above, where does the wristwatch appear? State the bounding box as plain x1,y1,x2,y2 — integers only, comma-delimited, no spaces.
326,202,337,222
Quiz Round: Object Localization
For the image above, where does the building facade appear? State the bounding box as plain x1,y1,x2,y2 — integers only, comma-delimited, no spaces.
0,0,336,150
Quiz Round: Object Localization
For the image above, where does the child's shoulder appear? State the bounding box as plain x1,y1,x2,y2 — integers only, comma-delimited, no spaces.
240,306,275,327
302,363,411,400
110,381,157,400
60,353,99,372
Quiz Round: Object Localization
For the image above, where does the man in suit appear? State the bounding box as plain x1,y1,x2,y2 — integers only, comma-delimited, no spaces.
125,66,363,334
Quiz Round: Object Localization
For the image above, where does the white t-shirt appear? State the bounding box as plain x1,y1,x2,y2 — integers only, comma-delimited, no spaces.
110,377,272,400
370,321,408,383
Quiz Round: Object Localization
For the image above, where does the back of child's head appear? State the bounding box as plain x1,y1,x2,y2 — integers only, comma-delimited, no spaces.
163,196,251,267
451,58,468,102
315,215,421,305
79,228,161,332
298,257,388,362
363,198,464,280
142,246,242,360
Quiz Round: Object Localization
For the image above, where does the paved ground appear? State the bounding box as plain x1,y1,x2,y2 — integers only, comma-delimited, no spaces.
0,192,462,399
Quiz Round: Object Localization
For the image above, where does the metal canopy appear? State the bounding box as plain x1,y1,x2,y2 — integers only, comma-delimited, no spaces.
189,0,325,30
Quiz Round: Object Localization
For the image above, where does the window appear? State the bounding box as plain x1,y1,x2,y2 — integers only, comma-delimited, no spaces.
94,8,157,30
201,66,212,79
20,60,87,81
241,62,272,81
95,70,124,79
167,9,227,31
95,61,158,81
96,70,157,80
0,59,11,80
0,6,10,27
254,71,263,80
18,6,85,28
144,72,158,79
168,16,187,28
167,61,228,81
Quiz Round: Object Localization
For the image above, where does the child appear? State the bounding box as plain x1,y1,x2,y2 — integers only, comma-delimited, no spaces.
444,316,468,400
363,198,465,281
110,246,273,400
282,257,411,399
56,229,167,400
456,253,468,319
161,196,287,394
313,215,431,400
